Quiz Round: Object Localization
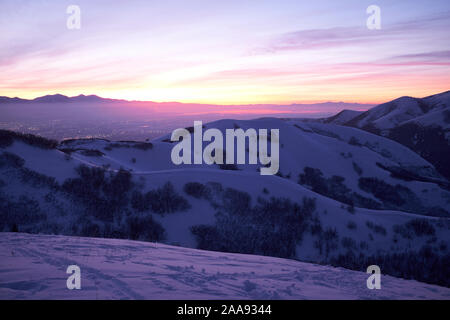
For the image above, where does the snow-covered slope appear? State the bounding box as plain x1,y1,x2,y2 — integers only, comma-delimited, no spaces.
1,118,449,289
338,90,450,181
54,117,450,215
320,110,364,125
345,90,450,132
1,232,449,300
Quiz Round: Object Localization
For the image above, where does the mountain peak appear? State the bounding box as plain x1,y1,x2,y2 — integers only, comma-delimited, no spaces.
33,94,71,103
26,94,108,103
70,94,105,102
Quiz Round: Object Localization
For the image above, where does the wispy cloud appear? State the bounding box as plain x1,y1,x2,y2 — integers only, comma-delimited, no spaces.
388,50,450,61
253,12,450,54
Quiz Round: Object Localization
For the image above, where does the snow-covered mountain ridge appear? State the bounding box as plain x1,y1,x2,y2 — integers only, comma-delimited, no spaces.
318,90,450,181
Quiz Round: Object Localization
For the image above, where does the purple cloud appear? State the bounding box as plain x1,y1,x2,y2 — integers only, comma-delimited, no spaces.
255,12,450,54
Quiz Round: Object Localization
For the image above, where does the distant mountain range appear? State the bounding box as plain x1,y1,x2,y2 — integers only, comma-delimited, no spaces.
0,93,372,113
0,94,115,103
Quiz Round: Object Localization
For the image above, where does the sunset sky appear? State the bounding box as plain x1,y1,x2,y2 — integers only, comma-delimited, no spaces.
1,0,449,105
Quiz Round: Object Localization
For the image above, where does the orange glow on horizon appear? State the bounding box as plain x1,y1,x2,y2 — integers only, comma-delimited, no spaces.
3,84,448,107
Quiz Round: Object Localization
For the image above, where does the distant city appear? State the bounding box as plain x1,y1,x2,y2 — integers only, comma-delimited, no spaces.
0,119,176,142
0,95,370,141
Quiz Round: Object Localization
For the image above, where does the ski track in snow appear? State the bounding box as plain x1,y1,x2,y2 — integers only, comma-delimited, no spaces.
0,233,449,300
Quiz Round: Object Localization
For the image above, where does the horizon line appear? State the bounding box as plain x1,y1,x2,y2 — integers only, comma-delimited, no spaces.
0,92,380,107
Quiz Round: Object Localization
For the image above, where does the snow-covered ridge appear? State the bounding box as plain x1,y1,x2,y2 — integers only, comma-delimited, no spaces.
49,117,450,214
1,232,449,300
320,110,364,125
344,90,450,130
329,90,450,182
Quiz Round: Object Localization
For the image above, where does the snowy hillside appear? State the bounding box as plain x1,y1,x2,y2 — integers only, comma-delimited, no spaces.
345,90,450,132
1,232,449,300
1,121,449,289
56,117,450,215
320,110,363,125
336,90,450,181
